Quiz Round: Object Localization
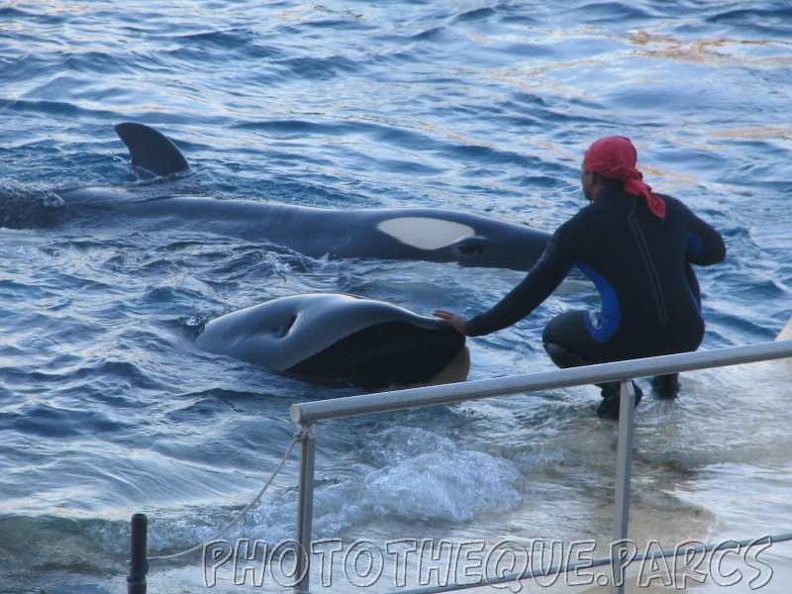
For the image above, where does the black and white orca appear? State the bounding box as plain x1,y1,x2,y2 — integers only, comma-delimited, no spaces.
195,293,469,389
56,123,550,271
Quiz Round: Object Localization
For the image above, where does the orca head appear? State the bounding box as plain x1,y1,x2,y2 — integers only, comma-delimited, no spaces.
197,293,468,389
375,215,550,271
196,294,335,373
448,222,551,271
288,314,467,389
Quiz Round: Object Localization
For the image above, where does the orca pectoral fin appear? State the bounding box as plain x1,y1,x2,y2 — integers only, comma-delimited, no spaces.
115,122,190,176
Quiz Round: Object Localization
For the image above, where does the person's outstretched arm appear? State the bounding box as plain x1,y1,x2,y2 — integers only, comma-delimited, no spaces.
436,227,572,336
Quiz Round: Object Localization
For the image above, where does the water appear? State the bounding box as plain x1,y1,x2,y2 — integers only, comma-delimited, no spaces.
0,1,790,592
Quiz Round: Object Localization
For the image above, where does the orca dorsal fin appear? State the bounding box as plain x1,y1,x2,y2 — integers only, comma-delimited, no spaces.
115,122,190,176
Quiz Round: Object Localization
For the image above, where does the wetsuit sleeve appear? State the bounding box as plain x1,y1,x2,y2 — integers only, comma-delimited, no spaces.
683,204,726,265
465,227,571,337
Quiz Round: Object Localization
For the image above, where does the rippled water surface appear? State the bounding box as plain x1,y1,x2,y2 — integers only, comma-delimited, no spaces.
0,1,790,593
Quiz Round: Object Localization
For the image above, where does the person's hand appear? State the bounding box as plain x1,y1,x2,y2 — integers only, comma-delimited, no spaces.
433,310,467,334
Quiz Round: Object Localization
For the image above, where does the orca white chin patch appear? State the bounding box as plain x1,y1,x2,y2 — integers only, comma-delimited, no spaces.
377,217,475,250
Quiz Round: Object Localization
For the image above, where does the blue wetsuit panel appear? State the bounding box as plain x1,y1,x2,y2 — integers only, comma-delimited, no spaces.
576,262,620,342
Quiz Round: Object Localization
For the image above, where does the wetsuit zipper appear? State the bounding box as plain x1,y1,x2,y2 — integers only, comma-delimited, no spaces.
627,207,669,325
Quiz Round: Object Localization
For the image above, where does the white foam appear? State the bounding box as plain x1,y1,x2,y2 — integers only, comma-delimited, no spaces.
376,217,475,250
362,449,522,522
310,426,522,532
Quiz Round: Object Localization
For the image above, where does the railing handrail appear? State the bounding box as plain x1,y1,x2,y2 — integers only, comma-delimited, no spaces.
291,339,792,424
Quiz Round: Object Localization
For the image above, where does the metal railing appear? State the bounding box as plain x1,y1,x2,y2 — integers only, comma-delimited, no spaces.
289,339,792,594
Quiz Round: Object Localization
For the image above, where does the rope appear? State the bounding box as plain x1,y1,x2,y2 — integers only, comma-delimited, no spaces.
148,425,310,562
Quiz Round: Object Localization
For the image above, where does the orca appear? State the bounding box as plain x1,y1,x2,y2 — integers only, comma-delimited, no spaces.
195,293,469,389
55,123,550,271
115,122,189,176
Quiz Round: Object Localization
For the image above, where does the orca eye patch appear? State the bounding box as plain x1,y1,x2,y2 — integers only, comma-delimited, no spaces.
377,217,475,250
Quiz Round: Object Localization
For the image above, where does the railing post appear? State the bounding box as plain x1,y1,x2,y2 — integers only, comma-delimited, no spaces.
295,424,316,594
610,380,636,594
128,513,148,594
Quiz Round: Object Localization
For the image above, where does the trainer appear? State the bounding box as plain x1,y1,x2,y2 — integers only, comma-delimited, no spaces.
435,136,725,418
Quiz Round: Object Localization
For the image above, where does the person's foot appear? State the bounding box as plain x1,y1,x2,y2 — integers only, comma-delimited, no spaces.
651,373,680,400
596,381,643,420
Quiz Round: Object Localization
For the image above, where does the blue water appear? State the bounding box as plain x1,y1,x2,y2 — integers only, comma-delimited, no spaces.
1,1,790,592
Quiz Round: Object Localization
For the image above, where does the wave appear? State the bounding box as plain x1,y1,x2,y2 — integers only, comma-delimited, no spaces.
0,183,65,228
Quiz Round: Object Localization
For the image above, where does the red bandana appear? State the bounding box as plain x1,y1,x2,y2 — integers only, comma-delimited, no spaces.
583,136,666,219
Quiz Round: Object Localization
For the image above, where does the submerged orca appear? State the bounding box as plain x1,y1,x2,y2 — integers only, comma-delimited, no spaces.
195,293,469,389
56,123,550,271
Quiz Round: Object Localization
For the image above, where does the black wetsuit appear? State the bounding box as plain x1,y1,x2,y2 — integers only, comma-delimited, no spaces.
465,188,726,367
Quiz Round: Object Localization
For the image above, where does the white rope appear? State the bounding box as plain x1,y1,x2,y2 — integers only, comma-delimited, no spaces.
148,426,309,562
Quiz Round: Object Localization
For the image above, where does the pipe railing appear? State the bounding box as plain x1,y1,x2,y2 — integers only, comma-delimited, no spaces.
291,340,791,424
289,339,792,594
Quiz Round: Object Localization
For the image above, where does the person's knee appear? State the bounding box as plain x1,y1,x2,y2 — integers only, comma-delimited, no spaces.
543,311,594,369
543,341,589,369
542,313,570,345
